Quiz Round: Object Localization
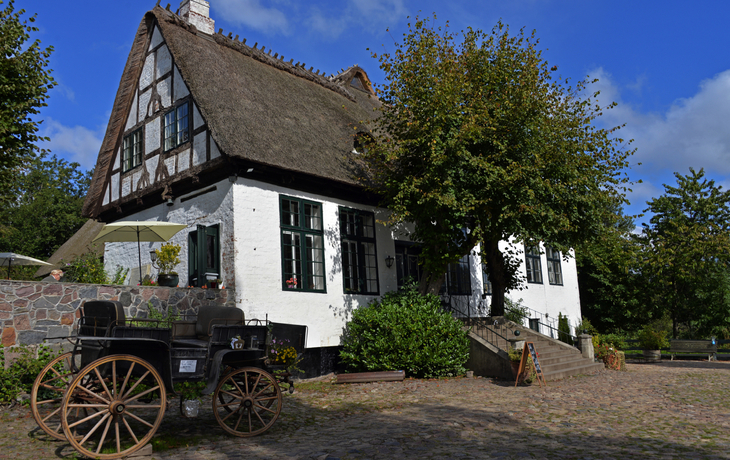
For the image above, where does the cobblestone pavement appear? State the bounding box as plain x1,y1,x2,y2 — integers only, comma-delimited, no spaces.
2,361,730,460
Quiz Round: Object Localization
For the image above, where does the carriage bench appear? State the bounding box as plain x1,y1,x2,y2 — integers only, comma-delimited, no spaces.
669,339,717,361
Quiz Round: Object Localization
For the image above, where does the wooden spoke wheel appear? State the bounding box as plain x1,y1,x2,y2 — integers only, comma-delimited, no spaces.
30,351,81,440
213,367,282,437
61,355,166,459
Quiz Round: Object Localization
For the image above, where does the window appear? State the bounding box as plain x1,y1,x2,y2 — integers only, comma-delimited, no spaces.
188,224,220,287
482,264,492,295
395,243,421,288
164,102,190,151
546,246,563,285
280,196,325,292
339,208,379,294
122,129,143,172
443,255,472,295
525,244,543,284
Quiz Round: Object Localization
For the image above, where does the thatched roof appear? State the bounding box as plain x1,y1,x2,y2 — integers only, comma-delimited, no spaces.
35,220,105,277
83,6,381,219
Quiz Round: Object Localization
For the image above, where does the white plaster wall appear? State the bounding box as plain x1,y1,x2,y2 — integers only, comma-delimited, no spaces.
103,179,236,291
139,54,155,90
157,77,171,110
148,26,163,51
233,179,395,348
193,102,203,129
111,174,119,201
145,117,161,154
126,92,137,131
138,90,151,124
174,66,189,102
156,45,172,79
501,240,582,335
193,132,206,166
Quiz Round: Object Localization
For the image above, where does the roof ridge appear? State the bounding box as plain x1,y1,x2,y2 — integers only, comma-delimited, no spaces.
154,5,360,102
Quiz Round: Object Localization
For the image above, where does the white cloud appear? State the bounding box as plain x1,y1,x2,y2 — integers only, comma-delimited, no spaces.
307,0,407,38
213,0,290,35
40,118,104,171
585,67,730,215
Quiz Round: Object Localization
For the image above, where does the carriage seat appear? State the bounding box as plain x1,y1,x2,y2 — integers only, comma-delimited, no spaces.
79,300,126,337
171,305,244,348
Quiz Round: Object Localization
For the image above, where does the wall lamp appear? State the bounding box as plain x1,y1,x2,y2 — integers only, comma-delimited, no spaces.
385,255,395,268
166,198,174,206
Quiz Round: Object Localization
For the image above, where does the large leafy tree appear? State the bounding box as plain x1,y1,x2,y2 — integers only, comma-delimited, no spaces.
0,155,91,277
0,0,55,204
638,168,730,338
359,16,633,315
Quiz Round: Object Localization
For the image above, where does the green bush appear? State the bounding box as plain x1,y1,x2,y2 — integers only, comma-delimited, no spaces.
62,248,107,284
557,313,574,346
340,285,469,378
638,327,669,349
0,345,60,404
504,298,529,324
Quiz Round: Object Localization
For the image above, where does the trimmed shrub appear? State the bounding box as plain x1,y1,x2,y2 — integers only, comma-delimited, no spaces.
557,312,574,346
340,285,469,378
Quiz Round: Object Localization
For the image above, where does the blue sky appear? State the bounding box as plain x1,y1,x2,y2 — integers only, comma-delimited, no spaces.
26,0,730,225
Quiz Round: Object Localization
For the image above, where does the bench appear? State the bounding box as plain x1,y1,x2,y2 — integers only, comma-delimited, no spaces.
669,339,717,361
171,305,246,348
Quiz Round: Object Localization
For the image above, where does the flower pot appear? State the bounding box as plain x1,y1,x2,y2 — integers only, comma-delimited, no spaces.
157,273,179,287
180,398,200,418
642,349,661,361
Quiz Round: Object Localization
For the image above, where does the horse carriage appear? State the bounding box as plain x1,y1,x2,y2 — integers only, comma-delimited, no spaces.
30,300,302,459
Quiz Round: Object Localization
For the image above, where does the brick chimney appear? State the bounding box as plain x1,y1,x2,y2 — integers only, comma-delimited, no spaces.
179,0,215,35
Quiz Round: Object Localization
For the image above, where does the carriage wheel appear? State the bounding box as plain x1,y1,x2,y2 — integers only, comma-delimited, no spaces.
61,355,166,459
31,351,81,440
213,367,282,437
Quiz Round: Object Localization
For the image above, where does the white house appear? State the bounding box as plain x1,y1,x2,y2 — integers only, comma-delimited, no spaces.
82,0,582,354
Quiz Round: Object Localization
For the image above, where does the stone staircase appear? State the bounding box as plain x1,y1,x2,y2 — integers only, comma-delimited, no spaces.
466,318,603,381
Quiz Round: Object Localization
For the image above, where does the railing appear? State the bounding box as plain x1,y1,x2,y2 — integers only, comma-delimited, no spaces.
441,294,511,351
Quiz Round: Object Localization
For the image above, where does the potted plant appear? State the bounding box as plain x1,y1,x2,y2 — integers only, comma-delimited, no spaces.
174,381,206,418
638,327,668,361
152,242,181,287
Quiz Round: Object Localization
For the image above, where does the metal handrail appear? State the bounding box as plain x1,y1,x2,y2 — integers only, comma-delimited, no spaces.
504,306,579,346
441,295,512,351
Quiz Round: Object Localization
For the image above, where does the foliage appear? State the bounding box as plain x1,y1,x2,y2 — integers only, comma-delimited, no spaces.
575,317,599,336
503,297,528,324
0,0,56,205
268,338,297,366
358,15,633,315
62,247,106,284
140,276,157,286
595,332,629,351
507,347,522,362
146,301,178,323
637,168,730,338
557,312,574,346
595,343,625,371
508,348,537,384
109,266,129,285
173,381,206,401
0,154,91,278
0,345,59,404
340,284,469,378
637,327,669,350
576,204,645,333
154,242,181,274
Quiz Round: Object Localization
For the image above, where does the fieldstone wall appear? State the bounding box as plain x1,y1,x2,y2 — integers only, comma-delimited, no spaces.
0,280,236,349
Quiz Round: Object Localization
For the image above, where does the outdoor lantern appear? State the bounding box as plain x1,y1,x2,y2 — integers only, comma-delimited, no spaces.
166,198,174,206
385,255,394,268
150,250,157,262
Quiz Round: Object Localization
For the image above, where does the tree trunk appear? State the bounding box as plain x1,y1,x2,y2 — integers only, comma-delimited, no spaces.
482,238,511,317
418,269,445,296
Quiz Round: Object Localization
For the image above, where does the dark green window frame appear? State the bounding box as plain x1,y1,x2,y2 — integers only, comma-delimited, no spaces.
441,255,472,296
163,101,190,152
395,243,421,288
122,129,143,172
546,246,563,285
280,196,326,292
339,207,379,295
525,244,543,284
188,224,220,287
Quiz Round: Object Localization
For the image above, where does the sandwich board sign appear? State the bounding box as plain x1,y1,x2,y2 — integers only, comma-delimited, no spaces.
514,341,546,388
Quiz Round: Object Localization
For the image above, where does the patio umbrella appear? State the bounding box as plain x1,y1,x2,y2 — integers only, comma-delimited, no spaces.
92,221,187,285
0,253,52,280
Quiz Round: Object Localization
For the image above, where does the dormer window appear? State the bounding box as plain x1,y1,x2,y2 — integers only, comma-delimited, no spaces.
122,129,143,172
353,132,373,155
350,76,365,91
164,102,190,151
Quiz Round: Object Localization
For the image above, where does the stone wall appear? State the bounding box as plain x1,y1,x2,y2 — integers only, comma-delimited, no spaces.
0,280,236,348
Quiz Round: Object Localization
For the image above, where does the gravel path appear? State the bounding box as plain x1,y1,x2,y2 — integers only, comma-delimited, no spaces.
2,361,730,460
